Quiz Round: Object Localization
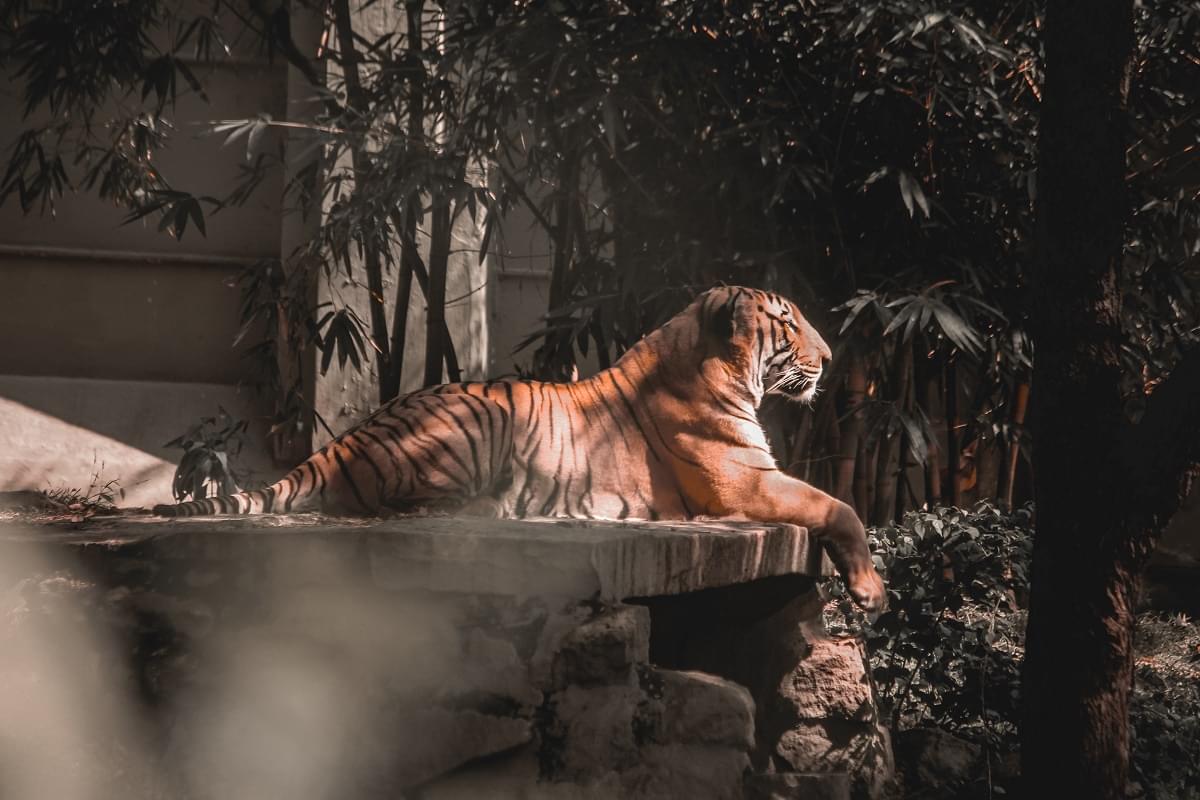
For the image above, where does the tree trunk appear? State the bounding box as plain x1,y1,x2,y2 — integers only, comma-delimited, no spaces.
1021,2,1143,797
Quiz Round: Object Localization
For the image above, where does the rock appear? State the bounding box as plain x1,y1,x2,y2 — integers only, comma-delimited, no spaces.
531,604,594,684
759,619,894,800
444,628,542,710
894,727,984,791
420,747,621,800
745,771,851,800
782,634,874,721
549,684,643,778
620,744,749,800
777,720,892,780
389,708,532,788
552,605,650,687
652,669,755,749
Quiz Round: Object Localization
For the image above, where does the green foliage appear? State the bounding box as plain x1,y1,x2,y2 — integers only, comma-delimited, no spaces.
163,408,247,502
828,504,1031,748
828,505,1200,797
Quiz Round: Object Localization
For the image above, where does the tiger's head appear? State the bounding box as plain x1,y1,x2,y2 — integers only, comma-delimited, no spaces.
699,286,832,406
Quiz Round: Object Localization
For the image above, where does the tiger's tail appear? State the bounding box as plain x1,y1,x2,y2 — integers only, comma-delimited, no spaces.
152,464,318,517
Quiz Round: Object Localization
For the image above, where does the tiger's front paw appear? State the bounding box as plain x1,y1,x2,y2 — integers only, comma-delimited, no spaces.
848,568,888,615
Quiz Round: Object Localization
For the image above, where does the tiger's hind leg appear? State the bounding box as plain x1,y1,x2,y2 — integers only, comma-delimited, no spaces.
342,390,514,513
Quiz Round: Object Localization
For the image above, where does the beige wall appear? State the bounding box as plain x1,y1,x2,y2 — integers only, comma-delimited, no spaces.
0,36,287,505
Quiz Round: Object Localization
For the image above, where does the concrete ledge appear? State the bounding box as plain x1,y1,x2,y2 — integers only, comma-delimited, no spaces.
0,514,833,601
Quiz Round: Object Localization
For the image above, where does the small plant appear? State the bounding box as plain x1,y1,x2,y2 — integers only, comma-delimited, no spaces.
42,456,124,519
164,407,248,502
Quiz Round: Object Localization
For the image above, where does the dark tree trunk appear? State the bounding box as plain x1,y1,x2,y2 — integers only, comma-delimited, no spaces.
1021,1,1200,797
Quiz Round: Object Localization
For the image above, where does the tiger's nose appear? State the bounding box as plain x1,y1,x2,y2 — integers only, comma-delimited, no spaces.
818,338,832,365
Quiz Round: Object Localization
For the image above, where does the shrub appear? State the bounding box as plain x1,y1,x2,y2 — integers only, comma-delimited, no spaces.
827,504,1200,798
827,503,1031,752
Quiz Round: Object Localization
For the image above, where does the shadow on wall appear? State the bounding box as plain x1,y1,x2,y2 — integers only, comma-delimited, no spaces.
0,375,274,508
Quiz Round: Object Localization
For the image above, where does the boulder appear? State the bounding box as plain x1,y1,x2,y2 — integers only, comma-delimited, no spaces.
651,669,755,750
754,612,894,800
894,727,984,793
550,684,644,778
745,771,851,800
390,708,532,788
551,605,650,687
620,744,749,800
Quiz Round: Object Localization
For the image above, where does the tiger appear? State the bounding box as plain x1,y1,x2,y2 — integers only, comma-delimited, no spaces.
154,286,887,612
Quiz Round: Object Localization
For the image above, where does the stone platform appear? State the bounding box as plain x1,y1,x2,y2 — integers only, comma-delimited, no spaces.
0,513,833,599
0,514,888,799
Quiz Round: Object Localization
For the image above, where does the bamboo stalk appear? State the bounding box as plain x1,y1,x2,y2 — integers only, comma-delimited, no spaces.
834,347,867,503
424,201,451,386
1003,380,1031,509
945,356,963,507
333,0,392,403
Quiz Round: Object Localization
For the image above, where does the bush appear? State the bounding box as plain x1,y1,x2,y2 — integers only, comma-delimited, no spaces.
826,503,1200,798
827,504,1031,752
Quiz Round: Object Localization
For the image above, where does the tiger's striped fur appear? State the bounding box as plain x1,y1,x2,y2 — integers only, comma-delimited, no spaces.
154,286,886,611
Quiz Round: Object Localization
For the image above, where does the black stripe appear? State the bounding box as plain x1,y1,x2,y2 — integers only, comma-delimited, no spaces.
462,394,505,489
586,380,634,453
414,397,483,492
333,447,371,511
604,371,662,463
357,428,408,498
387,407,475,483
374,418,472,491
342,435,388,493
